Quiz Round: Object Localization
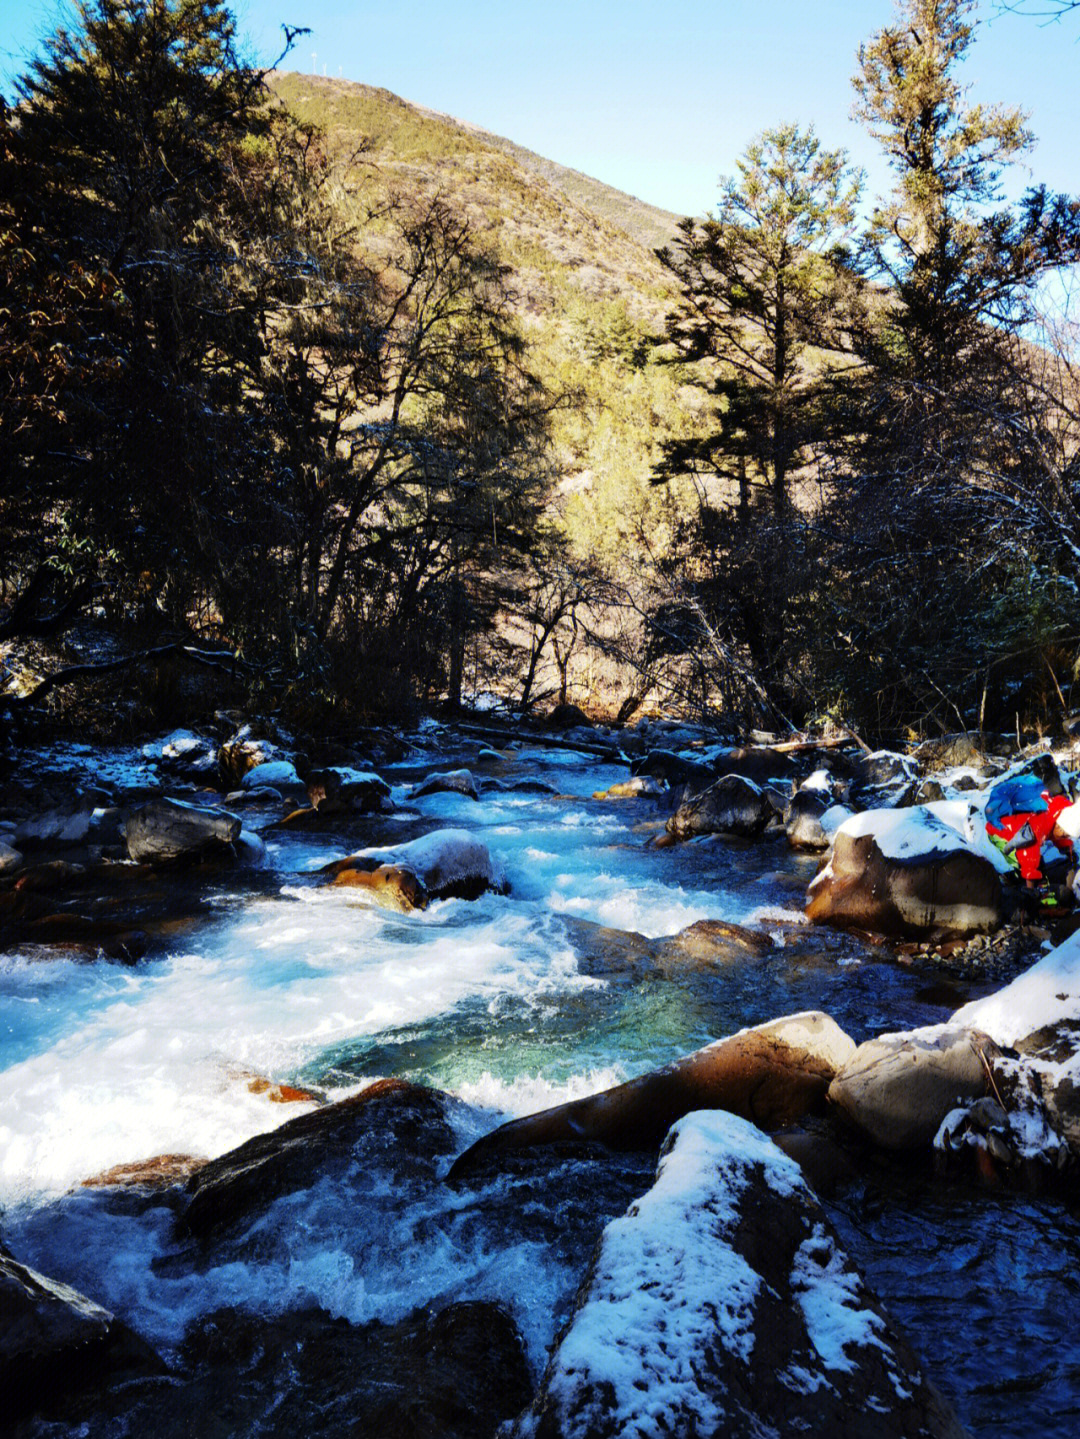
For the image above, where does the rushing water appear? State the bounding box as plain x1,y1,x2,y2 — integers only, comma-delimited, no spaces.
2,727,1079,1436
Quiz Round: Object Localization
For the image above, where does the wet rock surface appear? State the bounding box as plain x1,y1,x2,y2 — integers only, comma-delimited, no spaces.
667,773,773,840
1,1251,164,1425
181,1079,456,1239
450,1012,855,1177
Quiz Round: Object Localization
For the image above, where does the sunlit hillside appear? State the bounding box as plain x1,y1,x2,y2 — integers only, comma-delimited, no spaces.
268,73,711,567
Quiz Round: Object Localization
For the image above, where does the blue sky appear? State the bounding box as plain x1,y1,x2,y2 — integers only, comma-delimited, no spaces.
1,0,1076,217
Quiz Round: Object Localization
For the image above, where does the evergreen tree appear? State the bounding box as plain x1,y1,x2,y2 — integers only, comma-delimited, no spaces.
819,0,1080,733
657,124,861,514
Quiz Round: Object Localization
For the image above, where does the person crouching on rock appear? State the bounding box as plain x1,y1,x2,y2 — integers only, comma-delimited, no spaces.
985,771,1080,907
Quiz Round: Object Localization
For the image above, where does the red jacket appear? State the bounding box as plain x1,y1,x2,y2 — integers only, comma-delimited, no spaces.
986,791,1072,882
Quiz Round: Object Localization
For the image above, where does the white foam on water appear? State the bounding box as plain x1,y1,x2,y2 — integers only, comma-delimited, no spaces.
0,895,597,1206
453,1063,630,1124
546,870,757,939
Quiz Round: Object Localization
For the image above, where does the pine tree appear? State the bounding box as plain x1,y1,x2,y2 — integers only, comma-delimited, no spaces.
656,124,861,515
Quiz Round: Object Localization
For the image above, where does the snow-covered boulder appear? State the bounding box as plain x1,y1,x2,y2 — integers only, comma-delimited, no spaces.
450,1012,855,1177
241,759,302,792
667,773,773,841
807,803,1005,939
507,1111,966,1439
324,828,508,911
942,932,1080,1164
408,768,479,801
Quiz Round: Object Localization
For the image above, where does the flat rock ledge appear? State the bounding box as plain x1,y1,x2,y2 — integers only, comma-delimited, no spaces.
507,1110,967,1439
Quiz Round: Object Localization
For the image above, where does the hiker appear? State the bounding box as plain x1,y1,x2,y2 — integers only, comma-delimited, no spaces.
984,769,1080,903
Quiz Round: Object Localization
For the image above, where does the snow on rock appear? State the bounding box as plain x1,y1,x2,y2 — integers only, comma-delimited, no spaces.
358,828,508,899
241,760,302,791
509,1111,966,1439
943,932,1080,1161
949,930,1080,1045
807,803,1004,939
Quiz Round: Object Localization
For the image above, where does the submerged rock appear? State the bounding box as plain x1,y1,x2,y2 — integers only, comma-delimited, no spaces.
121,797,241,865
450,1012,855,1178
409,768,480,801
81,1153,210,1192
0,1251,163,1423
116,1300,532,1439
507,1111,966,1439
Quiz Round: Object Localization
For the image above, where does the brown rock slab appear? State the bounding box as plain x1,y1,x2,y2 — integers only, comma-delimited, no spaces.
450,1012,855,1178
81,1153,210,1191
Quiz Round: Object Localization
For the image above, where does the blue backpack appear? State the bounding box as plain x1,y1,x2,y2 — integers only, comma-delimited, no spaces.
984,774,1049,828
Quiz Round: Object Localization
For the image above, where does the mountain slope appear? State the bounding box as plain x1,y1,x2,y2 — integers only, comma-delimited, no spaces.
268,74,709,565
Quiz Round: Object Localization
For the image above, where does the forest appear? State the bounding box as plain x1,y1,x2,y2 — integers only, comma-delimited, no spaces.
3,0,1080,742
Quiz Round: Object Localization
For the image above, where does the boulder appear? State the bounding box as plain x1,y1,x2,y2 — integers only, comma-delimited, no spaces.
913,732,987,773
828,1027,997,1150
180,1078,455,1238
630,748,715,792
667,773,772,841
450,1012,855,1178
408,768,479,801
806,805,1005,939
218,728,286,790
592,776,667,800
241,759,302,791
0,1252,162,1423
15,800,101,849
0,841,23,875
656,918,775,966
547,702,592,729
324,829,507,909
305,767,391,814
149,729,218,777
121,797,241,864
507,1111,966,1439
942,933,1080,1160
713,744,796,785
328,862,429,912
850,750,917,789
784,782,851,852
172,1300,532,1439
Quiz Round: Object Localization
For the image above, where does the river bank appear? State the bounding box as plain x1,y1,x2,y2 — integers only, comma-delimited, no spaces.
2,716,1079,1436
